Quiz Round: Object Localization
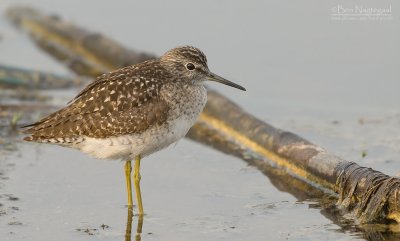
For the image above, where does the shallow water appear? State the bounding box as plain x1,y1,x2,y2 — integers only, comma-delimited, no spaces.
0,0,399,240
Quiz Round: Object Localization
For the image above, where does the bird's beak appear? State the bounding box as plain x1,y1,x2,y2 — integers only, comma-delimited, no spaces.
207,72,246,91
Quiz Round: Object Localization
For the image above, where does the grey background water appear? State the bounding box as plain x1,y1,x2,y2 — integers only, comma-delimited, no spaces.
0,0,399,240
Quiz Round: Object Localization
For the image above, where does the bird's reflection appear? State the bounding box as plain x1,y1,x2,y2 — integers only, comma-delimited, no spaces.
125,208,143,241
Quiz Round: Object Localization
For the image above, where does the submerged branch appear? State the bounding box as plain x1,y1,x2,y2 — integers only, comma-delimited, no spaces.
0,64,85,89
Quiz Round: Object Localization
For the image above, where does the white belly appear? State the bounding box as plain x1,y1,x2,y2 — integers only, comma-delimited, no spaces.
77,115,196,160
75,84,207,160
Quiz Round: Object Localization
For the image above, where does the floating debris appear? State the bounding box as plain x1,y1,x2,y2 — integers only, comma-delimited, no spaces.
5,194,19,201
76,227,98,236
8,220,23,226
10,112,23,131
100,224,110,230
361,150,368,158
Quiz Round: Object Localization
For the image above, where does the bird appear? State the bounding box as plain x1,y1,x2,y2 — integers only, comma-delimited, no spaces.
22,46,246,215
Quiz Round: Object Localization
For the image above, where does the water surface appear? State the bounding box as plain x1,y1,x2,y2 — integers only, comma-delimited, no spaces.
0,1,399,240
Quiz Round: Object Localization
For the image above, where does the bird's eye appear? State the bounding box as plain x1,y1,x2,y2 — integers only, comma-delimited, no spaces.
186,63,196,70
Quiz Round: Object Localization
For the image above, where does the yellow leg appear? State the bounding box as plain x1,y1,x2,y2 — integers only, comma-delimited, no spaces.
125,160,133,208
134,155,144,215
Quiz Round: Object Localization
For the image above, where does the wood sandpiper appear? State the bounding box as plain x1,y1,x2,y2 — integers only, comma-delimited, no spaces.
22,46,246,215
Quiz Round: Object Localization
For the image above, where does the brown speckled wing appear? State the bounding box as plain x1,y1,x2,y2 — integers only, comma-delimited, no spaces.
23,60,171,141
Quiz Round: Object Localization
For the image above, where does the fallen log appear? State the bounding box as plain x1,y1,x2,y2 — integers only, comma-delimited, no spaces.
7,6,400,225
7,7,155,75
191,91,400,224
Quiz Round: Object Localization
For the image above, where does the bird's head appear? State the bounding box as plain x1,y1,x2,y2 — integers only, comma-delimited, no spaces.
160,46,246,91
